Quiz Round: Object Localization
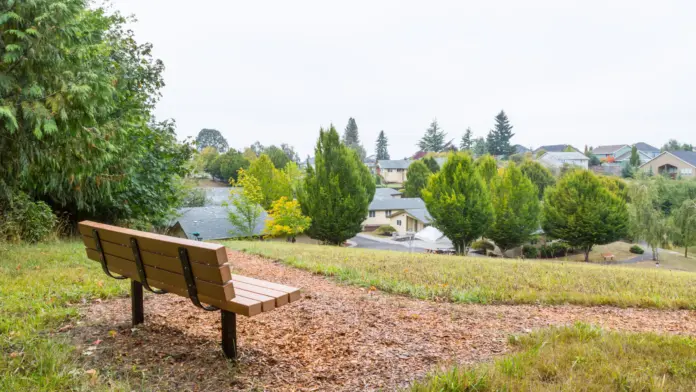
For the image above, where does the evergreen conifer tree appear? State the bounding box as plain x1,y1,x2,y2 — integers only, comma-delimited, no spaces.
629,145,641,167
460,128,473,151
418,119,447,152
487,110,515,156
342,117,366,161
375,131,390,160
299,126,375,245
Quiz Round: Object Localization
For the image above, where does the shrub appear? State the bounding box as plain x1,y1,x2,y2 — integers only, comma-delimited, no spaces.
522,245,538,259
630,245,644,254
0,192,57,243
471,240,495,253
375,225,397,236
538,242,573,258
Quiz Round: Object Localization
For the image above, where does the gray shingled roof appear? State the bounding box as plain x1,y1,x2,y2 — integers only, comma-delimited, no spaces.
591,144,628,155
514,145,531,154
174,205,266,240
374,187,401,200
634,142,659,152
405,208,432,224
369,197,425,211
378,159,411,169
534,144,580,153
203,187,235,206
670,151,696,167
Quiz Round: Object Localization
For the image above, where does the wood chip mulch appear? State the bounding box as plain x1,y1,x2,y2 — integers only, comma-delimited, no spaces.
69,250,696,391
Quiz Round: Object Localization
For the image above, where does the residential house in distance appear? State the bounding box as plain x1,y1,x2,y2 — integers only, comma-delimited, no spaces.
634,142,661,159
363,189,430,233
169,206,267,241
533,144,581,154
640,151,696,179
377,159,411,185
591,142,660,166
591,145,631,161
514,144,531,154
538,151,589,170
363,154,377,175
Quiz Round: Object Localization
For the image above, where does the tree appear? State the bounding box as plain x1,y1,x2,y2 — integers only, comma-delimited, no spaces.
264,197,311,241
375,131,390,160
520,160,556,199
193,146,219,174
403,161,431,198
342,117,367,161
460,128,473,151
0,1,192,227
563,145,575,153
628,182,671,261
486,111,515,156
423,157,440,173
418,119,447,152
621,164,635,179
246,154,292,209
475,155,498,184
472,137,487,156
209,150,249,183
228,170,265,237
242,148,258,162
670,199,696,257
422,153,494,254
587,153,601,167
250,141,265,156
264,145,291,169
629,145,641,167
299,126,375,245
281,143,300,163
283,162,304,197
487,163,541,256
542,170,628,261
195,129,228,153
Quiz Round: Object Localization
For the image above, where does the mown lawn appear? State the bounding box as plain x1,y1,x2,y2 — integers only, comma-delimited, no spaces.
224,240,696,309
411,323,696,392
0,241,131,391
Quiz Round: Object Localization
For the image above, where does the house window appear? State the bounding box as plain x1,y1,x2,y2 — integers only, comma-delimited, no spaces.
385,210,392,217
681,168,693,175
369,211,375,218
387,169,393,172
396,220,402,226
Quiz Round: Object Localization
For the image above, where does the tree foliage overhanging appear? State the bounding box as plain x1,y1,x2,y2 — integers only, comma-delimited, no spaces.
299,125,375,245
0,0,192,227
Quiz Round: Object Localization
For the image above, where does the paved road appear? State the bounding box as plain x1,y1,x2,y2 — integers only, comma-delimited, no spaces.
350,235,426,253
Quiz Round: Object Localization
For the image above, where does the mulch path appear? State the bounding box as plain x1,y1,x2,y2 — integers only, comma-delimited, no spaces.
69,250,696,391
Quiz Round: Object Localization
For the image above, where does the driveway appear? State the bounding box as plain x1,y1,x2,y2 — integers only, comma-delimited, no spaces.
351,235,425,252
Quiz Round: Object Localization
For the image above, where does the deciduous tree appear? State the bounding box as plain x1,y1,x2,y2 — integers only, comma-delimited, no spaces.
520,160,556,199
195,129,228,152
542,170,628,261
487,163,541,256
299,126,375,245
403,161,431,198
228,170,265,237
422,153,494,254
246,154,292,209
264,197,311,241
670,199,696,257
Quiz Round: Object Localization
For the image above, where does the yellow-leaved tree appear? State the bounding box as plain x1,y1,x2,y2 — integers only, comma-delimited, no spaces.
264,197,311,242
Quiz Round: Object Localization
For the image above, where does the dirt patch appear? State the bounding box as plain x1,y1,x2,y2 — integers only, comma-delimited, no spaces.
70,251,696,391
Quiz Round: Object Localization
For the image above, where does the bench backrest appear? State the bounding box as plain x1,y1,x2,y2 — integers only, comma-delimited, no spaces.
78,221,235,306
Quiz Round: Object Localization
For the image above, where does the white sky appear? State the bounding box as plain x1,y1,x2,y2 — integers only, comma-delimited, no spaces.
111,0,696,159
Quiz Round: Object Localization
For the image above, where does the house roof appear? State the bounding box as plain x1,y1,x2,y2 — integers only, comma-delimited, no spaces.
634,142,660,152
369,197,425,211
591,144,628,155
670,151,696,167
615,150,651,162
373,187,401,200
378,159,412,169
173,205,266,240
404,208,432,224
514,144,531,154
534,144,580,153
203,187,235,206
541,151,589,161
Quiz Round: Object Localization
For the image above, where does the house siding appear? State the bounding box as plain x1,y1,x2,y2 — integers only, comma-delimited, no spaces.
363,210,393,227
381,168,408,184
641,153,696,178
389,213,426,235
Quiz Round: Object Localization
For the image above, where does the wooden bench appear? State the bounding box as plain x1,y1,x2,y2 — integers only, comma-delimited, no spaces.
78,221,301,360
602,253,615,261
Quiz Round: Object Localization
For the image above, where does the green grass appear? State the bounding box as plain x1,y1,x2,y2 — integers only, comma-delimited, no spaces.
224,240,696,309
410,323,696,392
0,241,131,391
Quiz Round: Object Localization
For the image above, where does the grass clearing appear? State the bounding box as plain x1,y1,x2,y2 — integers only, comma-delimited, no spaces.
410,323,696,392
224,240,696,309
0,241,132,391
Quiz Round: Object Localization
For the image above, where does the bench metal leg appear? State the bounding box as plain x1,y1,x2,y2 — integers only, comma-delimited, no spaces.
221,310,237,360
131,280,144,326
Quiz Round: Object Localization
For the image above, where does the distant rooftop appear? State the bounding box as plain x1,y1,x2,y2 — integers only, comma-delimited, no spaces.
369,197,425,211
534,144,580,153
669,151,696,167
541,151,589,160
634,142,659,152
378,159,411,169
591,144,628,155
173,206,266,240
373,187,401,200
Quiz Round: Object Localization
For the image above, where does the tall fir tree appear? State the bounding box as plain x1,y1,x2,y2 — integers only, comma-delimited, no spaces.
299,126,375,245
342,117,367,161
472,137,487,156
460,128,473,151
375,131,390,160
629,145,641,167
486,110,515,156
418,119,447,152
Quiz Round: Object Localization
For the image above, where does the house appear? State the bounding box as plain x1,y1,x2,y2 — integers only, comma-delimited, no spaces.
514,144,531,154
169,206,267,240
640,151,696,179
363,196,426,230
373,187,402,200
534,144,581,154
377,159,411,184
591,143,660,165
634,142,661,159
388,208,432,235
538,151,589,170
591,145,631,161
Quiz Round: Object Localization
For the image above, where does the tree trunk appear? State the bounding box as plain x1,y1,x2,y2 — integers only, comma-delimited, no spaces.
685,247,688,258
652,246,659,261
584,249,590,262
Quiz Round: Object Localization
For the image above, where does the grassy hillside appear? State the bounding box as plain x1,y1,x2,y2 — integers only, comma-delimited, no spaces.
224,241,696,309
411,323,696,392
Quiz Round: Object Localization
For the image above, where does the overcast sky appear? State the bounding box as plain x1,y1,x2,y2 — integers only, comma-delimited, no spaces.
111,0,695,159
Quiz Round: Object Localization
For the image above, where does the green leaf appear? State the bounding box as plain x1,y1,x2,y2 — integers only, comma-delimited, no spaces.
0,106,19,132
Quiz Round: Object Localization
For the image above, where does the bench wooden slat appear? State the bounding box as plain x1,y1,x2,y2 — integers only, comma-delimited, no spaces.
85,249,235,301
232,274,301,302
233,289,276,312
79,221,227,266
232,280,290,307
83,235,231,284
85,249,261,316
